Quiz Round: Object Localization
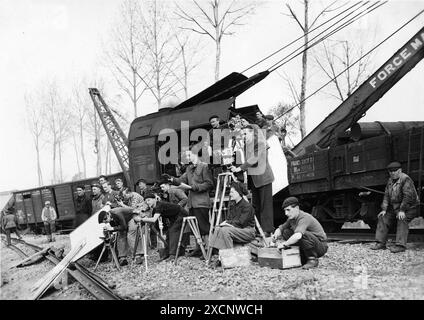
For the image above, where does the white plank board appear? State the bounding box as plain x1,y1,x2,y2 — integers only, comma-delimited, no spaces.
267,134,289,195
70,205,110,262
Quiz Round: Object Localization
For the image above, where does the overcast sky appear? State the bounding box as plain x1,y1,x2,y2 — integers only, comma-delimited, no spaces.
1,0,423,192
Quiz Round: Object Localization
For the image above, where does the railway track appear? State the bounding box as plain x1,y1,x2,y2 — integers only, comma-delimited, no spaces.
327,228,424,243
3,236,122,300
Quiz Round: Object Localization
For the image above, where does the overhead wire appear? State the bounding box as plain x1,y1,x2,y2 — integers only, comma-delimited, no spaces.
268,1,386,72
274,8,424,122
240,1,365,74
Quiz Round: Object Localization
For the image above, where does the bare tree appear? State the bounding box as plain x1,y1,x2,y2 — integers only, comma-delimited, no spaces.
285,0,342,138
314,38,374,101
24,93,44,187
105,0,148,117
138,0,184,108
176,0,258,81
269,101,300,148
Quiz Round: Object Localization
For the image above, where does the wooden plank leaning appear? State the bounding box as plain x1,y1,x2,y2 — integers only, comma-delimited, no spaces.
30,239,86,300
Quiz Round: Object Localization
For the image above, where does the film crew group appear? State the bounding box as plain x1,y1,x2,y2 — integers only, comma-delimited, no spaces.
371,161,419,253
272,197,328,269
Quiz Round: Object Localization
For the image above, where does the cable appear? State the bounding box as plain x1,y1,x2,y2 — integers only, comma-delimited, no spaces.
240,1,365,74
268,1,385,72
274,8,424,122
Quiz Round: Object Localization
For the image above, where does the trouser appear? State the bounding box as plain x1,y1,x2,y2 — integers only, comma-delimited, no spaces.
189,207,210,236
127,219,146,256
282,229,328,264
209,226,256,250
375,207,417,248
167,216,188,256
251,181,274,233
74,213,90,229
44,221,55,240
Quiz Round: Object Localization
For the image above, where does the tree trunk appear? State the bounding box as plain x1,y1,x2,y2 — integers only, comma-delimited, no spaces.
182,46,188,99
214,2,220,82
52,139,57,184
72,132,81,176
35,139,43,187
79,119,87,178
58,139,63,183
132,70,137,117
299,0,309,139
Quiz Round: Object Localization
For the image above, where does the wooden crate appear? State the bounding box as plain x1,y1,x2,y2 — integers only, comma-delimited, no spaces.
258,247,301,269
219,246,252,269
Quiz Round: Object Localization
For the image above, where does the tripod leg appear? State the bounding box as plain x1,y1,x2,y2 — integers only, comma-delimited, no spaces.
94,244,106,271
191,218,207,261
133,224,140,259
109,245,121,271
143,224,148,271
174,218,187,265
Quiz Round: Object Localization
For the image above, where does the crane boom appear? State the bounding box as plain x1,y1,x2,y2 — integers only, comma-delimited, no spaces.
88,88,132,186
293,26,424,156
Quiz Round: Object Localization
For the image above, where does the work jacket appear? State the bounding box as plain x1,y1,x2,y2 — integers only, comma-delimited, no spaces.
174,162,213,209
239,124,274,188
41,207,57,222
166,187,188,208
2,213,17,229
381,172,419,214
75,194,92,216
92,194,105,215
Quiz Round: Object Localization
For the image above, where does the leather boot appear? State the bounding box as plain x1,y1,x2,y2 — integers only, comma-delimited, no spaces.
389,245,406,253
302,257,319,269
370,242,386,250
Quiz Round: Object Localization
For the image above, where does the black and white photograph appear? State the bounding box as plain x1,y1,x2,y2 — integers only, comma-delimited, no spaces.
0,0,423,305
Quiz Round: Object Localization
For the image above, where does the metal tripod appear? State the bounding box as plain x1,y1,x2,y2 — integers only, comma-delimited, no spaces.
94,233,120,271
175,216,207,265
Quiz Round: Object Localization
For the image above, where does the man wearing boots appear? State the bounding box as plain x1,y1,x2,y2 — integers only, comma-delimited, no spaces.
141,192,189,261
2,208,22,245
272,197,328,269
371,161,419,253
41,201,57,242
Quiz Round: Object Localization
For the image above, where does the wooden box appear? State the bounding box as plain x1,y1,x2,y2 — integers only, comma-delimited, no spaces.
258,247,301,269
219,246,252,269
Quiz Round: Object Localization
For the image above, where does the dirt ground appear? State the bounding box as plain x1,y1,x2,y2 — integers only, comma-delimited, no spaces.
1,233,423,300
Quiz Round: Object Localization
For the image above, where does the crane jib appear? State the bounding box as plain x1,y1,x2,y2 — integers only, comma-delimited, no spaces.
369,31,424,89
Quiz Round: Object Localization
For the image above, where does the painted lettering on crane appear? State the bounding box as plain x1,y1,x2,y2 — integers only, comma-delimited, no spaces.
369,31,424,89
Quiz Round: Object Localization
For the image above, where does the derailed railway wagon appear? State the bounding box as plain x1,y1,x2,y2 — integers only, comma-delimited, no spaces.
288,122,424,231
12,172,125,232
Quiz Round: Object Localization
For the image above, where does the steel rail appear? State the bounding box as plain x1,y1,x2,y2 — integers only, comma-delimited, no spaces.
8,237,122,300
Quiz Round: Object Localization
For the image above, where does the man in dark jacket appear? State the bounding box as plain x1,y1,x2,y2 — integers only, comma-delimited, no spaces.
371,161,419,253
2,208,22,245
141,192,189,261
159,180,188,208
74,186,92,228
231,124,275,235
209,182,256,250
168,149,214,257
272,197,328,269
98,207,137,266
91,183,105,214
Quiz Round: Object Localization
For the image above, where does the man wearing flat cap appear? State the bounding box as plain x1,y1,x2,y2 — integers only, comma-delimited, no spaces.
208,182,256,253
91,183,105,214
272,196,327,269
371,161,419,253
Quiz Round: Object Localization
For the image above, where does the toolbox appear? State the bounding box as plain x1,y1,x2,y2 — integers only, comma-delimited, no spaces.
258,246,302,269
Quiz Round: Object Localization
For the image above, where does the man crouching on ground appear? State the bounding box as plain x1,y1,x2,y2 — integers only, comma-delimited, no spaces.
272,197,328,269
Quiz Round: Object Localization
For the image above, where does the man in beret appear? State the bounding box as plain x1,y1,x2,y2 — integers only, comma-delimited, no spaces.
371,161,419,253
272,197,328,269
208,182,256,254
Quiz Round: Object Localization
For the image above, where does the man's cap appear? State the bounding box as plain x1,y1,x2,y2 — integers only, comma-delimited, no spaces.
136,178,147,185
158,179,169,186
45,201,51,205
115,178,123,183
387,161,401,170
230,181,249,196
265,115,274,120
144,192,156,200
209,115,219,122
91,183,101,189
98,210,109,224
282,196,299,209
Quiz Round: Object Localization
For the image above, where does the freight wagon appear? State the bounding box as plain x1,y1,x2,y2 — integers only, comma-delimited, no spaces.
12,172,125,233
